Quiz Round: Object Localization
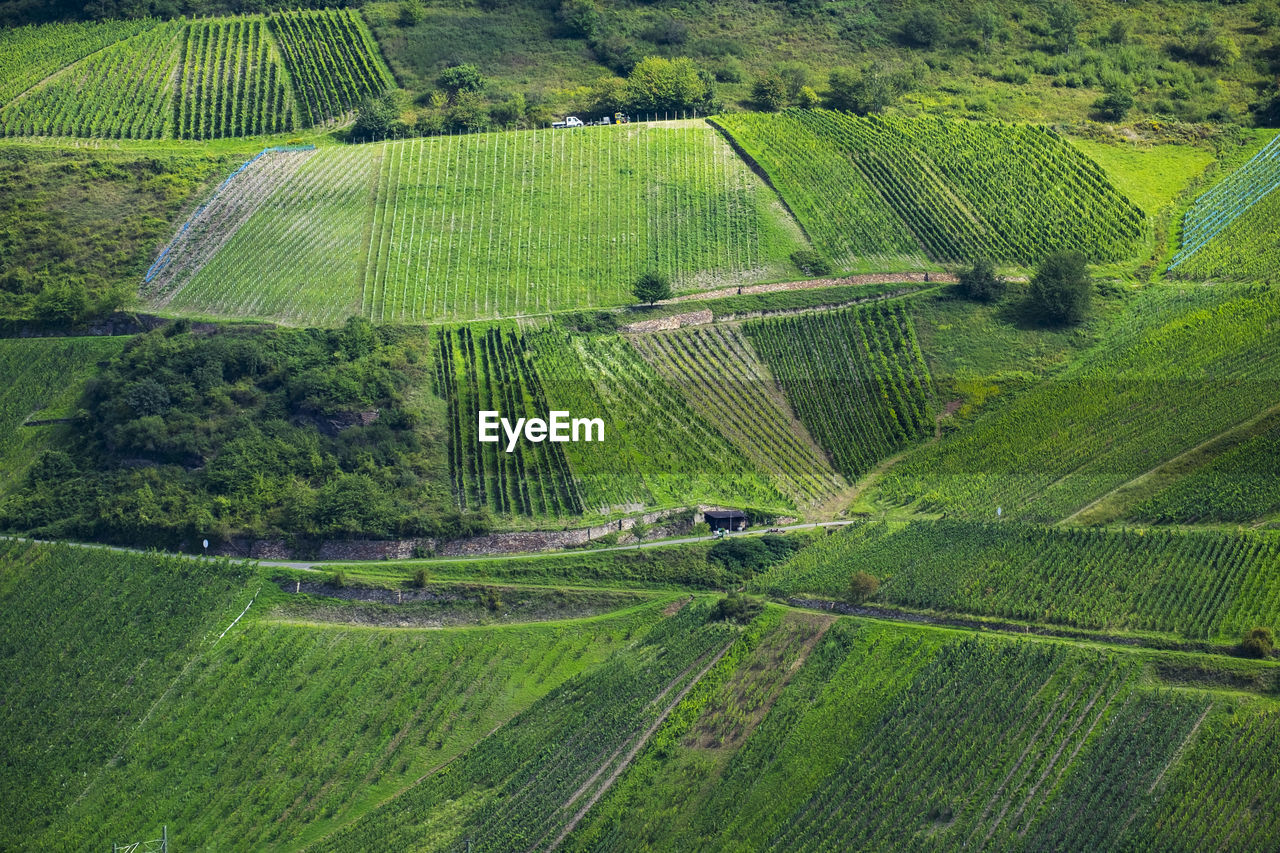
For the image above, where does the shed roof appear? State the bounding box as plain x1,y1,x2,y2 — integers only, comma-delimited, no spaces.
704,509,747,519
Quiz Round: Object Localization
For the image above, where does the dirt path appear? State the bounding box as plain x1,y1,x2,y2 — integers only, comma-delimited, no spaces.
1061,400,1280,525
663,272,955,305
542,639,735,852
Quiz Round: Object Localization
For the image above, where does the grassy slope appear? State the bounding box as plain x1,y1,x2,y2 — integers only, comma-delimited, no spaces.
0,540,255,844
872,285,1280,521
50,585,666,851
0,336,126,492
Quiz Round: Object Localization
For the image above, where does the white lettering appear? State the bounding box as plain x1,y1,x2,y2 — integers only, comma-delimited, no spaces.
573,417,604,442
502,417,526,453
526,419,547,442
479,411,500,443
549,410,570,441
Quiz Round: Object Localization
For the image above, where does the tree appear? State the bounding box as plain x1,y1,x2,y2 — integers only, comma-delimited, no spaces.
1094,87,1134,121
1046,0,1082,54
585,74,627,117
633,271,672,304
624,56,714,115
446,90,492,132
847,571,879,605
558,0,602,39
1027,251,1091,326
1194,33,1241,67
438,63,485,98
397,0,425,27
957,258,1006,302
901,6,943,48
710,591,763,624
352,93,399,139
827,67,896,114
970,5,1001,46
1240,626,1275,658
752,72,789,110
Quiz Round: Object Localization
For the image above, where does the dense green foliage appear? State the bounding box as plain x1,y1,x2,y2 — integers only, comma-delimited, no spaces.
0,322,481,547
433,325,582,517
268,8,392,127
157,124,803,324
717,110,1145,268
0,145,231,326
745,301,933,480
1027,249,1092,325
49,591,656,851
0,336,125,492
1131,417,1280,524
876,286,1280,521
956,257,1005,302
630,323,841,506
0,540,254,844
175,17,294,139
753,521,1280,640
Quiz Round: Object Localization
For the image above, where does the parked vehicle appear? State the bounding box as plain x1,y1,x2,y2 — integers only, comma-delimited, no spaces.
552,116,584,128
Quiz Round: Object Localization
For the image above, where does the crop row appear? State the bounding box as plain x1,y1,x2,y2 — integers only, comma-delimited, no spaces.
1171,131,1280,269
1171,182,1280,283
876,285,1280,521
313,601,734,852
432,325,584,517
629,323,843,506
268,8,391,127
744,301,933,479
175,18,293,140
0,23,182,139
358,126,798,324
716,109,1145,267
755,520,1280,640
771,639,1135,851
0,18,154,106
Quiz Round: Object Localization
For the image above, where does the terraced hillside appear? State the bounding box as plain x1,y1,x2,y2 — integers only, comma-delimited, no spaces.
147,123,805,324
716,110,1146,269
874,286,1280,521
753,521,1280,641
0,10,389,140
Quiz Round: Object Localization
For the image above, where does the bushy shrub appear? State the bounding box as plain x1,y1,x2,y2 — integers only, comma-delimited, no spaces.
791,249,832,277
1240,626,1275,658
846,571,879,604
957,258,1006,302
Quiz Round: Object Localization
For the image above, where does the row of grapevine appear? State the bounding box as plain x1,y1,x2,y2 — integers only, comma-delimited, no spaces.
877,285,1280,521
313,601,735,852
1170,182,1280,282
52,595,655,851
532,330,793,512
0,23,183,139
0,18,155,106
629,323,844,506
164,144,377,323
756,520,1280,639
432,325,584,517
174,17,293,140
358,125,800,324
1,10,389,139
716,109,1145,267
744,301,933,479
1170,131,1280,269
0,540,254,845
268,8,391,127
770,639,1136,851
1130,416,1280,524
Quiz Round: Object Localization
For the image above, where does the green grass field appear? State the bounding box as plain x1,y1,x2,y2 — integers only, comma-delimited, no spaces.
153,123,806,325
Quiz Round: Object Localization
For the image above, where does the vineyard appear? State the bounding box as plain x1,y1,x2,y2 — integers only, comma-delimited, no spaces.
629,323,843,507
174,18,294,140
0,336,127,492
875,286,1280,521
161,144,376,323
1170,183,1280,283
52,593,658,851
752,520,1280,640
0,540,255,846
312,601,735,852
531,329,792,513
1130,417,1280,524
267,8,392,127
715,109,1145,268
1169,131,1280,274
744,301,934,480
0,10,389,140
0,22,183,139
433,326,583,517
